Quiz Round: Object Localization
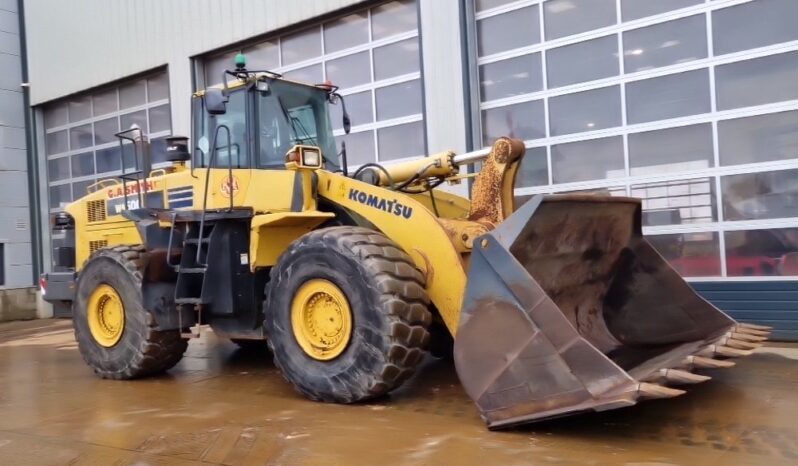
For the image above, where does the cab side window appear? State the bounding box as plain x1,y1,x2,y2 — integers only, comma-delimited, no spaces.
258,85,325,168
259,95,290,167
255,80,338,170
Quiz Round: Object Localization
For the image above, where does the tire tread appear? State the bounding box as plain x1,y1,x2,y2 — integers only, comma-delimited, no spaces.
265,226,432,403
75,245,187,380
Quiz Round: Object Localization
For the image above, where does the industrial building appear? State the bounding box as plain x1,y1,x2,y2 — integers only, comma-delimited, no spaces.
1,0,797,339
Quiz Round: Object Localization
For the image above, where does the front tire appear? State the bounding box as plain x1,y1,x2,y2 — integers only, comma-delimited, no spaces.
264,227,432,403
73,245,188,379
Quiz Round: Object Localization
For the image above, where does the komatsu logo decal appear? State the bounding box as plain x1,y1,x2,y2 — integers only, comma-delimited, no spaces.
348,189,413,219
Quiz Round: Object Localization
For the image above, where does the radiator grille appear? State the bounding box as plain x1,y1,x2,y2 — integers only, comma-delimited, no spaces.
89,240,108,254
87,200,107,223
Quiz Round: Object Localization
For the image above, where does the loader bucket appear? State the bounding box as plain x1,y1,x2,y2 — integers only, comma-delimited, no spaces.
454,194,766,429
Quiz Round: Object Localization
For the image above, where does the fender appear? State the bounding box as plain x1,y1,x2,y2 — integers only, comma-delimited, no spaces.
249,211,336,269
316,171,468,334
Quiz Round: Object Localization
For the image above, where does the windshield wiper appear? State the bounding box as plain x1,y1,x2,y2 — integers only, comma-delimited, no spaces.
290,115,317,146
277,97,317,146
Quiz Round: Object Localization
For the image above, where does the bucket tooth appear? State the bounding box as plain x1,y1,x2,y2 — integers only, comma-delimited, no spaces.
738,323,773,331
729,331,767,343
663,369,710,385
699,345,753,358
644,368,711,385
681,355,736,370
734,326,770,338
735,330,770,340
637,383,686,400
718,337,762,350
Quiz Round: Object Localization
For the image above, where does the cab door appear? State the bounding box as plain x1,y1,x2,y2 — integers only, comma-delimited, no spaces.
195,87,254,210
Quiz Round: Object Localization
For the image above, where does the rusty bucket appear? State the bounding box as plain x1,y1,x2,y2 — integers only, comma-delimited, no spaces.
454,194,768,429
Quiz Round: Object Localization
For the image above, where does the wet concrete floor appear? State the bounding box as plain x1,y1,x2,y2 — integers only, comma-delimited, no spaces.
0,318,796,465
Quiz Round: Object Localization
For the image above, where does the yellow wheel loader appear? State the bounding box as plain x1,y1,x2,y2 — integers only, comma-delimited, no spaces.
41,56,770,428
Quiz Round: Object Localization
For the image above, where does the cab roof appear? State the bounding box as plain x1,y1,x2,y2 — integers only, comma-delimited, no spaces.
192,72,332,98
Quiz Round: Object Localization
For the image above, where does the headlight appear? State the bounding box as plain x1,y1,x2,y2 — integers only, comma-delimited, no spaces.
302,149,321,167
285,145,323,169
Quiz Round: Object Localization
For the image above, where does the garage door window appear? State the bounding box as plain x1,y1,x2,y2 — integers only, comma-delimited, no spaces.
42,71,172,211
470,0,798,279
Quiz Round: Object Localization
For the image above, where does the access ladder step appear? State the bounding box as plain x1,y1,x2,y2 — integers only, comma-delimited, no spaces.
184,237,210,245
175,298,204,305
177,267,207,274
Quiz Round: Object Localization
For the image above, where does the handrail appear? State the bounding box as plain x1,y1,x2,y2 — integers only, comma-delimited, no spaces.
87,178,120,193
114,127,148,209
149,168,168,178
197,122,233,266
166,212,178,268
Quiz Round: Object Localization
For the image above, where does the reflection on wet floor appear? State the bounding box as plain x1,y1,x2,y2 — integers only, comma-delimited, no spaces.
0,318,796,465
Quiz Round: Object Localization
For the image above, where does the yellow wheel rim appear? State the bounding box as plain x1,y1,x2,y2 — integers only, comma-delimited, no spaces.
87,284,125,347
290,279,353,361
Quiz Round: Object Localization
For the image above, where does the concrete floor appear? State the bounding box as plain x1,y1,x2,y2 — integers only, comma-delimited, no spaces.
0,319,796,466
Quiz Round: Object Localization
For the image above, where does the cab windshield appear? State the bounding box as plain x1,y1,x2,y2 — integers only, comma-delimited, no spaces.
193,79,339,171
257,79,338,170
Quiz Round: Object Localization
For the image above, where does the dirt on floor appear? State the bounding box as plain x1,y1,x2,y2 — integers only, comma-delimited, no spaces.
0,319,796,466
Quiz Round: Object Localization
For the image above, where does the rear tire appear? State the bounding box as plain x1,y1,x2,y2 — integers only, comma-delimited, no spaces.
73,245,188,379
264,226,432,403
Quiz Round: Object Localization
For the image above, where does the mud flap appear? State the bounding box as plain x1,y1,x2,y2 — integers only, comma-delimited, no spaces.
454,195,759,429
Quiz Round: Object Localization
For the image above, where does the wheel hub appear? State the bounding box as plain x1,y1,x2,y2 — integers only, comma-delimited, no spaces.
291,279,352,360
87,284,125,347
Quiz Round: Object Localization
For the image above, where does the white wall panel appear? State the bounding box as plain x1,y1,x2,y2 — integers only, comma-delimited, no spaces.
0,0,18,13
24,0,363,104
0,207,29,243
0,29,19,54
0,171,29,206
5,242,32,266
0,8,18,33
0,147,26,171
419,0,467,154
0,88,22,127
0,1,29,288
24,0,364,134
418,0,468,196
5,264,32,287
0,50,21,91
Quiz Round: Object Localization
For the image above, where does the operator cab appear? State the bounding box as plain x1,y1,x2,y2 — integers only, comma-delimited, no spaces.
192,54,349,173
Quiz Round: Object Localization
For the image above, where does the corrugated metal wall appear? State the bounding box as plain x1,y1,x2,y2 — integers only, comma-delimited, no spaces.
693,282,798,341
24,0,364,134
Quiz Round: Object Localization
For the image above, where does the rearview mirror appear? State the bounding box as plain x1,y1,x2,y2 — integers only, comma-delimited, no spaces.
333,93,351,134
205,88,228,115
343,113,351,135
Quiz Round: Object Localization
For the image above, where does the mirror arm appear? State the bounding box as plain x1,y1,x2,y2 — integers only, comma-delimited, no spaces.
221,70,230,95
